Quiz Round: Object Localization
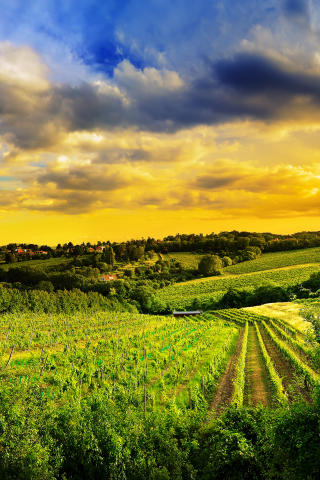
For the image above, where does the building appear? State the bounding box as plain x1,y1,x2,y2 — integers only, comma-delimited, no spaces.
173,310,203,317
99,274,117,282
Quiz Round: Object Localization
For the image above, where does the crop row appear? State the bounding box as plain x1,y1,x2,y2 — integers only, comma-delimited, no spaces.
157,265,319,307
0,310,242,412
269,320,313,359
225,247,320,274
262,321,320,388
254,322,288,405
232,322,248,407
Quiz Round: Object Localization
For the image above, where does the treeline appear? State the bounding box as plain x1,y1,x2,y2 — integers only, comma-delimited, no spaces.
149,233,320,256
0,383,319,480
0,285,138,315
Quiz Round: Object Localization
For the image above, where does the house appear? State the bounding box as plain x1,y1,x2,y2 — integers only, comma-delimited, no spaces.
173,310,203,317
99,274,117,282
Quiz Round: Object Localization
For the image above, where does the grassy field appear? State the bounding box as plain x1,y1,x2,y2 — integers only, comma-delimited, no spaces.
165,252,205,269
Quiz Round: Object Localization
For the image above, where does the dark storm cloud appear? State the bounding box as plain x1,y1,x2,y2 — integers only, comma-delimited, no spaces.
57,54,320,133
4,51,320,152
213,53,320,96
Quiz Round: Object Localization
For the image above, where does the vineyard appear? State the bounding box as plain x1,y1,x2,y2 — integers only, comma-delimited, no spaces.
224,247,320,274
0,306,319,477
156,264,320,310
0,307,316,412
0,311,241,412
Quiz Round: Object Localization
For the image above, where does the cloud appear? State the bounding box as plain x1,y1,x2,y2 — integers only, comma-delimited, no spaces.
189,159,320,195
5,40,320,156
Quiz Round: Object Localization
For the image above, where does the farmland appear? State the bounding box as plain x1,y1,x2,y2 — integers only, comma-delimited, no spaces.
156,264,320,310
0,308,315,414
165,252,205,269
225,246,320,274
1,247,320,478
0,301,320,477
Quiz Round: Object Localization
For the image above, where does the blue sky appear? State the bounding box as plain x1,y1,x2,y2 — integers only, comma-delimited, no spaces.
0,0,285,79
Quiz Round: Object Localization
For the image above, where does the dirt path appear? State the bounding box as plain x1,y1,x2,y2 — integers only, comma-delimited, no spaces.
259,325,312,404
244,326,271,407
210,328,244,413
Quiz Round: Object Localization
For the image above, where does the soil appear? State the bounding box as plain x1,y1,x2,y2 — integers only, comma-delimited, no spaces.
244,326,271,407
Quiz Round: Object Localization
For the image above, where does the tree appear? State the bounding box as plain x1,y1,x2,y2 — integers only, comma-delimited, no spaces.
124,269,134,278
5,253,16,264
222,256,232,267
198,255,222,276
131,285,155,312
104,247,115,266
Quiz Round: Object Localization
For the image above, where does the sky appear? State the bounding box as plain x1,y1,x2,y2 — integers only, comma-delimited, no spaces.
0,0,320,244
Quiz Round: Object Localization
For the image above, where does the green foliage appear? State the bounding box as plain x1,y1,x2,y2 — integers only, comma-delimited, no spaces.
255,322,288,405
156,265,319,311
225,246,320,274
198,255,222,276
232,322,248,407
222,256,232,267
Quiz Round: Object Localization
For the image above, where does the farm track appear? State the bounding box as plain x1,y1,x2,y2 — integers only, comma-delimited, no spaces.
259,325,312,404
244,326,271,407
210,327,244,414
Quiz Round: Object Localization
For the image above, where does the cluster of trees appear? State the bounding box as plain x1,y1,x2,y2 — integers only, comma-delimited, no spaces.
4,229,320,265
0,284,138,314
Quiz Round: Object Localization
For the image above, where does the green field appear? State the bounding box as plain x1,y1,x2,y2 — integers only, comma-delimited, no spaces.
225,247,320,274
0,311,237,412
165,252,205,268
156,264,320,309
